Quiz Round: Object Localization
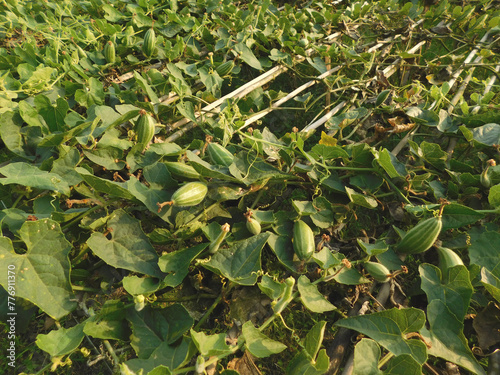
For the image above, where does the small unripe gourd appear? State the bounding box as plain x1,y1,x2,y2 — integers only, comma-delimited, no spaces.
157,182,208,211
246,217,261,235
164,161,200,180
293,220,315,261
363,261,391,283
206,142,234,167
104,40,116,64
396,215,442,254
216,60,235,77
135,110,155,151
142,28,156,58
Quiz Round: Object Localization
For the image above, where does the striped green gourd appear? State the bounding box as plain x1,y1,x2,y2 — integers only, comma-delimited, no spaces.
293,220,315,261
164,161,200,180
206,142,233,167
364,261,391,283
142,28,156,57
169,182,208,207
396,215,442,254
135,110,155,151
216,60,235,77
104,40,115,64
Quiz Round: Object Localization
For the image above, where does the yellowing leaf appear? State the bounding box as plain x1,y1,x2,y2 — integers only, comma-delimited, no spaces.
318,131,337,146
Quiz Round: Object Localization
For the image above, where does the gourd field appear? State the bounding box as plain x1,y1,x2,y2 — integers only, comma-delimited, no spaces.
1,0,500,374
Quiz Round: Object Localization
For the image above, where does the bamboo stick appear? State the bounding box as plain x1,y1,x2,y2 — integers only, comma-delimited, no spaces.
392,29,494,156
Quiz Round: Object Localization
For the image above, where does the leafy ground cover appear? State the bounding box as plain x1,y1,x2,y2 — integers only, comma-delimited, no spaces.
0,0,500,374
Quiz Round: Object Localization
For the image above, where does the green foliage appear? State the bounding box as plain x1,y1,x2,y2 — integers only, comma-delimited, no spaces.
0,0,498,373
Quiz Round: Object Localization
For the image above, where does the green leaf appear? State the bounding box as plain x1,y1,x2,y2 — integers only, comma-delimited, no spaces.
126,337,193,373
18,100,44,128
488,184,500,208
419,141,448,170
357,239,388,256
0,219,76,320
304,321,327,360
406,107,439,126
127,304,193,359
419,264,485,375
87,210,163,278
313,248,343,270
123,276,161,296
419,264,472,321
286,320,329,374
349,174,384,192
144,162,177,190
75,77,105,107
258,275,285,300
481,268,500,303
352,339,382,375
345,187,378,209
158,243,208,287
198,66,223,96
78,168,136,200
372,148,406,178
468,231,500,278
186,150,240,182
310,144,349,161
292,201,316,216
266,233,296,272
325,108,369,133
297,275,336,313
384,354,422,375
134,71,160,104
471,123,500,146
441,203,485,230
333,267,370,285
126,177,171,220
241,321,287,358
420,301,485,375
83,146,126,170
234,43,263,70
147,366,172,375
306,56,327,74
0,111,33,160
83,301,129,341
0,162,70,196
336,308,427,364
36,323,85,357
51,148,83,186
34,94,68,132
176,101,197,123
190,329,232,356
287,349,330,375
201,233,270,285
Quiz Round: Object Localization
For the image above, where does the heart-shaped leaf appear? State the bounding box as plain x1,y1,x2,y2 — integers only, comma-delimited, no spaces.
87,210,163,278
201,232,270,285
336,308,427,364
0,219,76,320
241,321,286,358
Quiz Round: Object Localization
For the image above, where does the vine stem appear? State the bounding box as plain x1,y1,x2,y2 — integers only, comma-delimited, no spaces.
72,243,89,264
103,340,120,366
193,293,223,331
34,362,53,375
61,205,103,232
377,351,394,369
193,281,235,331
